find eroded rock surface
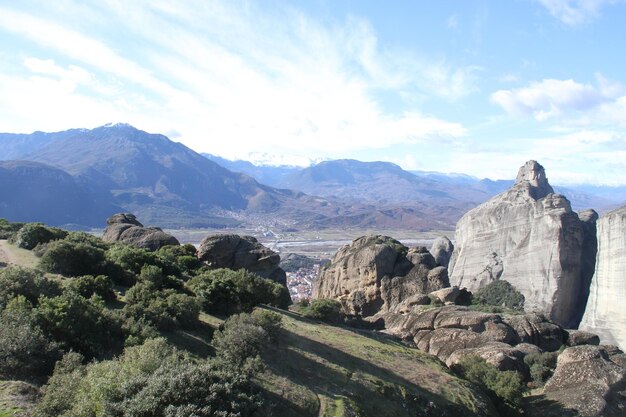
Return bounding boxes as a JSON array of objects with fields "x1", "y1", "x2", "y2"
[
  {"x1": 543, "y1": 345, "x2": 626, "y2": 417},
  {"x1": 197, "y1": 234, "x2": 287, "y2": 285},
  {"x1": 430, "y1": 236, "x2": 454, "y2": 268},
  {"x1": 102, "y1": 213, "x2": 179, "y2": 251},
  {"x1": 580, "y1": 206, "x2": 626, "y2": 349},
  {"x1": 449, "y1": 161, "x2": 597, "y2": 328},
  {"x1": 313, "y1": 236, "x2": 449, "y2": 317}
]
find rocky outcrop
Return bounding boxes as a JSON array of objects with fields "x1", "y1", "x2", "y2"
[
  {"x1": 566, "y1": 330, "x2": 600, "y2": 347},
  {"x1": 430, "y1": 236, "x2": 454, "y2": 267},
  {"x1": 102, "y1": 213, "x2": 179, "y2": 251},
  {"x1": 449, "y1": 161, "x2": 598, "y2": 328},
  {"x1": 197, "y1": 234, "x2": 287, "y2": 285},
  {"x1": 313, "y1": 236, "x2": 449, "y2": 317},
  {"x1": 543, "y1": 345, "x2": 626, "y2": 416},
  {"x1": 580, "y1": 206, "x2": 626, "y2": 349},
  {"x1": 504, "y1": 313, "x2": 565, "y2": 352}
]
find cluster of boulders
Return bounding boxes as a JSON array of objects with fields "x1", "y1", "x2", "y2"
[
  {"x1": 312, "y1": 235, "x2": 451, "y2": 317},
  {"x1": 102, "y1": 213, "x2": 288, "y2": 288},
  {"x1": 102, "y1": 213, "x2": 180, "y2": 251}
]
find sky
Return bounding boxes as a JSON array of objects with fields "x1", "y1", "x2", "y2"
[{"x1": 0, "y1": 0, "x2": 625, "y2": 184}]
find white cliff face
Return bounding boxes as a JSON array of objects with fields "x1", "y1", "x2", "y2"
[
  {"x1": 449, "y1": 161, "x2": 596, "y2": 328},
  {"x1": 580, "y1": 206, "x2": 626, "y2": 349}
]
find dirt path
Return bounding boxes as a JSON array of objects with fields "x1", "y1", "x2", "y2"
[{"x1": 0, "y1": 240, "x2": 38, "y2": 268}]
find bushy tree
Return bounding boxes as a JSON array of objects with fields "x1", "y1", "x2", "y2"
[
  {"x1": 65, "y1": 275, "x2": 115, "y2": 301},
  {"x1": 124, "y1": 266, "x2": 200, "y2": 331},
  {"x1": 39, "y1": 239, "x2": 106, "y2": 277},
  {"x1": 455, "y1": 355, "x2": 526, "y2": 411},
  {"x1": 0, "y1": 218, "x2": 25, "y2": 239},
  {"x1": 187, "y1": 268, "x2": 290, "y2": 314},
  {"x1": 36, "y1": 338, "x2": 264, "y2": 417},
  {"x1": 36, "y1": 292, "x2": 125, "y2": 358},
  {"x1": 157, "y1": 244, "x2": 201, "y2": 275},
  {"x1": 212, "y1": 310, "x2": 283, "y2": 369},
  {"x1": 105, "y1": 243, "x2": 161, "y2": 275},
  {"x1": 10, "y1": 223, "x2": 67, "y2": 249},
  {"x1": 0, "y1": 296, "x2": 60, "y2": 380},
  {"x1": 302, "y1": 298, "x2": 344, "y2": 323},
  {"x1": 473, "y1": 280, "x2": 525, "y2": 310},
  {"x1": 0, "y1": 266, "x2": 60, "y2": 308},
  {"x1": 524, "y1": 351, "x2": 559, "y2": 387}
]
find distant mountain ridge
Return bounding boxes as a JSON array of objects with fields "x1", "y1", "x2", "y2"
[
  {"x1": 1, "y1": 124, "x2": 623, "y2": 229},
  {"x1": 206, "y1": 155, "x2": 625, "y2": 213}
]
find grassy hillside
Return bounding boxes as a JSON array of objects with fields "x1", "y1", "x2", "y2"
[{"x1": 252, "y1": 307, "x2": 496, "y2": 417}]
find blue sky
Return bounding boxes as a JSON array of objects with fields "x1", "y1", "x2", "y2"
[{"x1": 0, "y1": 0, "x2": 625, "y2": 184}]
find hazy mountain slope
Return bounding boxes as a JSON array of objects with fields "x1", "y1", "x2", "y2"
[
  {"x1": 202, "y1": 153, "x2": 299, "y2": 186},
  {"x1": 276, "y1": 159, "x2": 467, "y2": 204},
  {"x1": 0, "y1": 160, "x2": 122, "y2": 226}
]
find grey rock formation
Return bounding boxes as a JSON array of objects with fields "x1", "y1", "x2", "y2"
[
  {"x1": 566, "y1": 329, "x2": 600, "y2": 347},
  {"x1": 504, "y1": 313, "x2": 565, "y2": 352},
  {"x1": 449, "y1": 160, "x2": 597, "y2": 328},
  {"x1": 313, "y1": 236, "x2": 449, "y2": 317},
  {"x1": 580, "y1": 206, "x2": 626, "y2": 349},
  {"x1": 543, "y1": 345, "x2": 626, "y2": 417},
  {"x1": 430, "y1": 236, "x2": 454, "y2": 268},
  {"x1": 446, "y1": 342, "x2": 528, "y2": 373},
  {"x1": 102, "y1": 213, "x2": 179, "y2": 251},
  {"x1": 197, "y1": 234, "x2": 287, "y2": 285}
]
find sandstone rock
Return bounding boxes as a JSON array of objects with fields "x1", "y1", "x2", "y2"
[
  {"x1": 544, "y1": 345, "x2": 626, "y2": 417},
  {"x1": 566, "y1": 329, "x2": 600, "y2": 347},
  {"x1": 429, "y1": 286, "x2": 460, "y2": 304},
  {"x1": 313, "y1": 236, "x2": 449, "y2": 317},
  {"x1": 102, "y1": 213, "x2": 179, "y2": 251},
  {"x1": 580, "y1": 206, "x2": 626, "y2": 349},
  {"x1": 515, "y1": 342, "x2": 543, "y2": 356},
  {"x1": 430, "y1": 236, "x2": 454, "y2": 267},
  {"x1": 446, "y1": 342, "x2": 527, "y2": 373},
  {"x1": 504, "y1": 313, "x2": 565, "y2": 352},
  {"x1": 197, "y1": 234, "x2": 287, "y2": 285},
  {"x1": 449, "y1": 160, "x2": 597, "y2": 328}
]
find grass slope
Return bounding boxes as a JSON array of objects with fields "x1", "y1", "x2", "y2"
[
  {"x1": 255, "y1": 307, "x2": 496, "y2": 417},
  {"x1": 0, "y1": 241, "x2": 38, "y2": 269}
]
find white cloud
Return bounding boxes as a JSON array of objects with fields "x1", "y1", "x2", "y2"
[
  {"x1": 0, "y1": 1, "x2": 473, "y2": 160},
  {"x1": 491, "y1": 76, "x2": 626, "y2": 123},
  {"x1": 536, "y1": 0, "x2": 620, "y2": 25}
]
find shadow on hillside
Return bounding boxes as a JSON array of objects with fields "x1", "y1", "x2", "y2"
[
  {"x1": 522, "y1": 395, "x2": 579, "y2": 417},
  {"x1": 262, "y1": 324, "x2": 490, "y2": 417}
]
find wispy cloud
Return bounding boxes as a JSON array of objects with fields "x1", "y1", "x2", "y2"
[
  {"x1": 535, "y1": 0, "x2": 620, "y2": 25},
  {"x1": 0, "y1": 1, "x2": 475, "y2": 161}
]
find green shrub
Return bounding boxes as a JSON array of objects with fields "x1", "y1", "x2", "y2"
[
  {"x1": 124, "y1": 274, "x2": 201, "y2": 332},
  {"x1": 524, "y1": 351, "x2": 559, "y2": 387},
  {"x1": 105, "y1": 243, "x2": 161, "y2": 275},
  {"x1": 34, "y1": 351, "x2": 87, "y2": 417},
  {"x1": 36, "y1": 292, "x2": 125, "y2": 358},
  {"x1": 157, "y1": 244, "x2": 201, "y2": 275},
  {"x1": 303, "y1": 298, "x2": 344, "y2": 323},
  {"x1": 212, "y1": 310, "x2": 282, "y2": 369},
  {"x1": 187, "y1": 268, "x2": 290, "y2": 314},
  {"x1": 455, "y1": 355, "x2": 526, "y2": 411},
  {"x1": 0, "y1": 218, "x2": 24, "y2": 239},
  {"x1": 65, "y1": 275, "x2": 115, "y2": 301},
  {"x1": 35, "y1": 338, "x2": 264, "y2": 417},
  {"x1": 0, "y1": 266, "x2": 61, "y2": 308},
  {"x1": 11, "y1": 223, "x2": 67, "y2": 249},
  {"x1": 39, "y1": 239, "x2": 106, "y2": 277},
  {"x1": 0, "y1": 296, "x2": 60, "y2": 380},
  {"x1": 473, "y1": 280, "x2": 525, "y2": 310}
]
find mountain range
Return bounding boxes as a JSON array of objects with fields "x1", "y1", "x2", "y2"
[{"x1": 1, "y1": 124, "x2": 624, "y2": 230}]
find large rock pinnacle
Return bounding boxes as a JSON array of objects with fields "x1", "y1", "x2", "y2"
[{"x1": 449, "y1": 160, "x2": 597, "y2": 328}]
